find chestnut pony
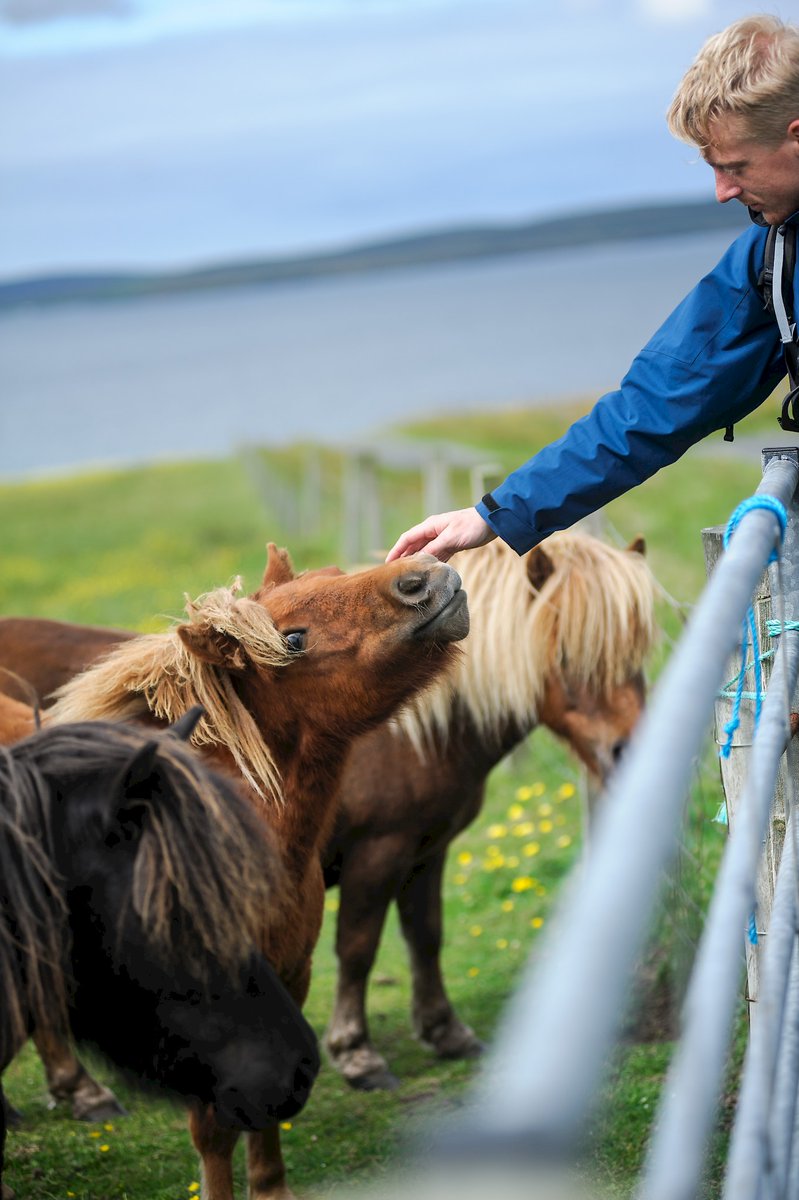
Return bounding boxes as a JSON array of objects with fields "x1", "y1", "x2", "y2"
[
  {"x1": 0, "y1": 714, "x2": 319, "y2": 1200},
  {"x1": 1, "y1": 546, "x2": 468, "y2": 1200},
  {"x1": 321, "y1": 531, "x2": 656, "y2": 1088}
]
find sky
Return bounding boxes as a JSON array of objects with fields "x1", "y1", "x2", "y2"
[{"x1": 0, "y1": 0, "x2": 790, "y2": 280}]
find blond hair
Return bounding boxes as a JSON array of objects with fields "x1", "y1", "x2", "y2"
[
  {"x1": 395, "y1": 532, "x2": 656, "y2": 759},
  {"x1": 667, "y1": 15, "x2": 799, "y2": 149}
]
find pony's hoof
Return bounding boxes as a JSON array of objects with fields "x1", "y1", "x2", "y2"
[
  {"x1": 422, "y1": 1020, "x2": 485, "y2": 1060},
  {"x1": 325, "y1": 1040, "x2": 399, "y2": 1091},
  {"x1": 74, "y1": 1097, "x2": 129, "y2": 1123},
  {"x1": 347, "y1": 1066, "x2": 400, "y2": 1092},
  {"x1": 3, "y1": 1182, "x2": 17, "y2": 1200}
]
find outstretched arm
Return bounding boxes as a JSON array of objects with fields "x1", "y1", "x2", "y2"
[{"x1": 385, "y1": 507, "x2": 496, "y2": 562}]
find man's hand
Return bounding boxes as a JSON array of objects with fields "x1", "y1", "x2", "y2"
[{"x1": 385, "y1": 507, "x2": 497, "y2": 563}]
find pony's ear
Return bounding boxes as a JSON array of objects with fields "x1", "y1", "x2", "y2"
[
  {"x1": 626, "y1": 535, "x2": 646, "y2": 556},
  {"x1": 260, "y1": 544, "x2": 296, "y2": 590},
  {"x1": 526, "y1": 545, "x2": 556, "y2": 593},
  {"x1": 177, "y1": 624, "x2": 248, "y2": 672},
  {"x1": 168, "y1": 705, "x2": 205, "y2": 741},
  {"x1": 108, "y1": 741, "x2": 160, "y2": 846}
]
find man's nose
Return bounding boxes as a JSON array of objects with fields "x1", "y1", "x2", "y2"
[{"x1": 714, "y1": 170, "x2": 742, "y2": 204}]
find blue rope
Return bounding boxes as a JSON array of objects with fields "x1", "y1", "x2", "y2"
[
  {"x1": 717, "y1": 494, "x2": 788, "y2": 945},
  {"x1": 718, "y1": 495, "x2": 788, "y2": 760}
]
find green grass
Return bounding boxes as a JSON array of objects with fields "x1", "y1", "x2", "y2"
[{"x1": 0, "y1": 397, "x2": 768, "y2": 1198}]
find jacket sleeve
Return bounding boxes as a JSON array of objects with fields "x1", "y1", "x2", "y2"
[{"x1": 476, "y1": 224, "x2": 787, "y2": 554}]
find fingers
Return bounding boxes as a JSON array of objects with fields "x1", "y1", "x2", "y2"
[
  {"x1": 385, "y1": 508, "x2": 495, "y2": 563},
  {"x1": 385, "y1": 520, "x2": 445, "y2": 562}
]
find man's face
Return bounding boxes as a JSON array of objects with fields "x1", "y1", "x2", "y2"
[{"x1": 703, "y1": 113, "x2": 799, "y2": 226}]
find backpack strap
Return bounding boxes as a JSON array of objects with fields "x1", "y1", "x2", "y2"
[{"x1": 760, "y1": 223, "x2": 799, "y2": 431}]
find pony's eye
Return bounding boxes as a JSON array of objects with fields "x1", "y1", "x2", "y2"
[{"x1": 284, "y1": 630, "x2": 307, "y2": 652}]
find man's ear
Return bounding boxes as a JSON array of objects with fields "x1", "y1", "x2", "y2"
[
  {"x1": 526, "y1": 545, "x2": 556, "y2": 592},
  {"x1": 177, "y1": 624, "x2": 247, "y2": 672}
]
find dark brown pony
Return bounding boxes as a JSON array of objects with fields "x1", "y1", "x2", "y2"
[
  {"x1": 0, "y1": 715, "x2": 319, "y2": 1200},
  {"x1": 322, "y1": 531, "x2": 656, "y2": 1088},
  {"x1": 7, "y1": 546, "x2": 468, "y2": 1200}
]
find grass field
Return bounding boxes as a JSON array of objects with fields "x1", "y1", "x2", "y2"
[{"x1": 0, "y1": 399, "x2": 777, "y2": 1198}]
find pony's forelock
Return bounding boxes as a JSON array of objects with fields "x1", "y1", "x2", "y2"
[
  {"x1": 394, "y1": 532, "x2": 656, "y2": 756},
  {"x1": 46, "y1": 583, "x2": 292, "y2": 803},
  {"x1": 0, "y1": 721, "x2": 283, "y2": 1027}
]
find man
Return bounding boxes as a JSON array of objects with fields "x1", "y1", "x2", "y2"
[{"x1": 386, "y1": 14, "x2": 799, "y2": 563}]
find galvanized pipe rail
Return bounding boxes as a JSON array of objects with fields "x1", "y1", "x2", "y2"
[{"x1": 425, "y1": 450, "x2": 799, "y2": 1194}]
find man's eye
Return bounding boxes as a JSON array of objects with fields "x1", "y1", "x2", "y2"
[{"x1": 285, "y1": 630, "x2": 307, "y2": 652}]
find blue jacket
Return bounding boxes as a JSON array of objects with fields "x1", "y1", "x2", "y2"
[{"x1": 476, "y1": 212, "x2": 799, "y2": 554}]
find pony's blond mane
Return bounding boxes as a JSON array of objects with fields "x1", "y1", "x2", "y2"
[
  {"x1": 47, "y1": 582, "x2": 294, "y2": 803},
  {"x1": 396, "y1": 531, "x2": 657, "y2": 756}
]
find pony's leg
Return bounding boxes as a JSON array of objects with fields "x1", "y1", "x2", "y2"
[
  {"x1": 324, "y1": 840, "x2": 407, "y2": 1090},
  {"x1": 188, "y1": 1104, "x2": 239, "y2": 1200},
  {"x1": 32, "y1": 1028, "x2": 126, "y2": 1122},
  {"x1": 397, "y1": 851, "x2": 484, "y2": 1059},
  {"x1": 245, "y1": 1126, "x2": 295, "y2": 1200}
]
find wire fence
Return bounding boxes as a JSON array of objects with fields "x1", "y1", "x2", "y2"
[{"x1": 345, "y1": 446, "x2": 799, "y2": 1200}]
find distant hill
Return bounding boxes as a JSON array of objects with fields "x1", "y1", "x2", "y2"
[{"x1": 0, "y1": 198, "x2": 748, "y2": 311}]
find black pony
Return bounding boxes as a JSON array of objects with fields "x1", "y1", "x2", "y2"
[{"x1": 0, "y1": 713, "x2": 319, "y2": 1198}]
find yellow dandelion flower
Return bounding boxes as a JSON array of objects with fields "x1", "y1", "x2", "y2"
[
  {"x1": 487, "y1": 823, "x2": 507, "y2": 839},
  {"x1": 496, "y1": 938, "x2": 509, "y2": 949},
  {"x1": 486, "y1": 844, "x2": 501, "y2": 858},
  {"x1": 539, "y1": 819, "x2": 553, "y2": 834},
  {"x1": 512, "y1": 821, "x2": 535, "y2": 837},
  {"x1": 506, "y1": 855, "x2": 520, "y2": 868},
  {"x1": 103, "y1": 1123, "x2": 114, "y2": 1132},
  {"x1": 558, "y1": 783, "x2": 576, "y2": 799},
  {"x1": 457, "y1": 850, "x2": 473, "y2": 866},
  {"x1": 557, "y1": 834, "x2": 572, "y2": 849},
  {"x1": 501, "y1": 899, "x2": 514, "y2": 912},
  {"x1": 89, "y1": 1131, "x2": 101, "y2": 1139},
  {"x1": 68, "y1": 1193, "x2": 76, "y2": 1198},
  {"x1": 189, "y1": 1185, "x2": 201, "y2": 1194},
  {"x1": 281, "y1": 1121, "x2": 293, "y2": 1131},
  {"x1": 531, "y1": 782, "x2": 546, "y2": 797},
  {"x1": 468, "y1": 966, "x2": 480, "y2": 977},
  {"x1": 454, "y1": 872, "x2": 467, "y2": 885},
  {"x1": 515, "y1": 786, "x2": 534, "y2": 802},
  {"x1": 507, "y1": 802, "x2": 526, "y2": 820},
  {"x1": 469, "y1": 924, "x2": 483, "y2": 937},
  {"x1": 511, "y1": 876, "x2": 535, "y2": 893},
  {"x1": 483, "y1": 855, "x2": 505, "y2": 870},
  {"x1": 99, "y1": 1144, "x2": 110, "y2": 1153},
  {"x1": 325, "y1": 896, "x2": 339, "y2": 913},
  {"x1": 523, "y1": 842, "x2": 541, "y2": 857},
  {"x1": 537, "y1": 802, "x2": 553, "y2": 817},
  {"x1": 536, "y1": 884, "x2": 548, "y2": 896},
  {"x1": 530, "y1": 916, "x2": 545, "y2": 929}
]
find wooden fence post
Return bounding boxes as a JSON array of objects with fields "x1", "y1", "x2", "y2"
[{"x1": 703, "y1": 525, "x2": 786, "y2": 1029}]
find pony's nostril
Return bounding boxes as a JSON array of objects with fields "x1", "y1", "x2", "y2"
[
  {"x1": 396, "y1": 572, "x2": 426, "y2": 597},
  {"x1": 612, "y1": 739, "x2": 628, "y2": 764}
]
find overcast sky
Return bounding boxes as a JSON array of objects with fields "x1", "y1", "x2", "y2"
[{"x1": 0, "y1": 0, "x2": 790, "y2": 279}]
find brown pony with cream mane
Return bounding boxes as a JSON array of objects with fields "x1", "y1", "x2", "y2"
[
  {"x1": 27, "y1": 545, "x2": 468, "y2": 1200},
  {"x1": 322, "y1": 530, "x2": 657, "y2": 1089}
]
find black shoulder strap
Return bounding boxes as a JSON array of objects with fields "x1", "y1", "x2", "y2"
[{"x1": 756, "y1": 222, "x2": 799, "y2": 432}]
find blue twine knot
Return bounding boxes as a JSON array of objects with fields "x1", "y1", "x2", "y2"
[
  {"x1": 718, "y1": 494, "x2": 788, "y2": 760},
  {"x1": 723, "y1": 494, "x2": 788, "y2": 562},
  {"x1": 748, "y1": 912, "x2": 759, "y2": 946}
]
